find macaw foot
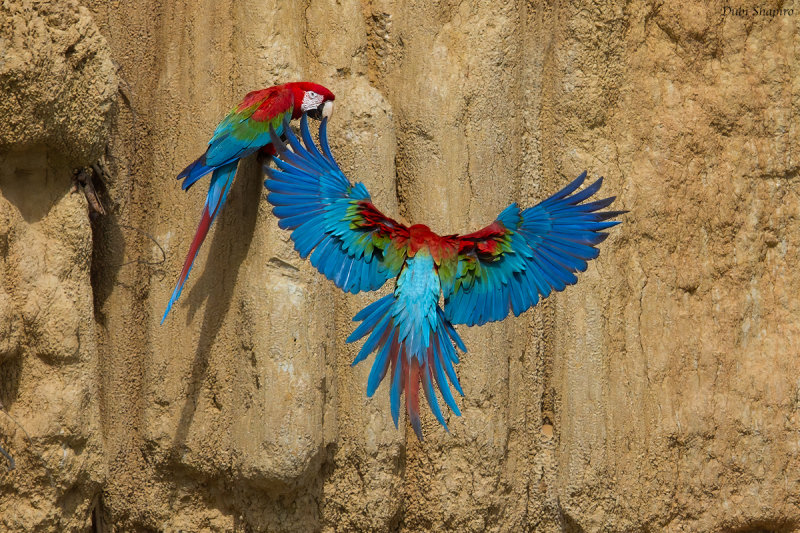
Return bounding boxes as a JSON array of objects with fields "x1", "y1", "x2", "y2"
[{"x1": 72, "y1": 160, "x2": 109, "y2": 217}]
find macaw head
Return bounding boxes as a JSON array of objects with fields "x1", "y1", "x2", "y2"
[{"x1": 290, "y1": 82, "x2": 335, "y2": 121}]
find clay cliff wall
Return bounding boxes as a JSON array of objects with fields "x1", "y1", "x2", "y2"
[{"x1": 0, "y1": 1, "x2": 798, "y2": 531}]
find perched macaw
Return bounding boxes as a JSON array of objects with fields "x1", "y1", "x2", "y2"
[
  {"x1": 263, "y1": 115, "x2": 624, "y2": 439},
  {"x1": 161, "y1": 82, "x2": 336, "y2": 323}
]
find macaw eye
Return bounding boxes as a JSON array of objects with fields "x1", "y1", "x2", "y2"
[{"x1": 301, "y1": 91, "x2": 325, "y2": 113}]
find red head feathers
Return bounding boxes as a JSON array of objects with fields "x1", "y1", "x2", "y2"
[{"x1": 287, "y1": 82, "x2": 335, "y2": 120}]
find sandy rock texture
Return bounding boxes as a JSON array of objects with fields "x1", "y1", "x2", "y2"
[
  {"x1": 0, "y1": 1, "x2": 117, "y2": 531},
  {"x1": 1, "y1": 0, "x2": 798, "y2": 531},
  {"x1": 0, "y1": 0, "x2": 117, "y2": 164}
]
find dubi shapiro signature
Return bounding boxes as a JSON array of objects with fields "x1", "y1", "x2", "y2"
[{"x1": 723, "y1": 6, "x2": 796, "y2": 17}]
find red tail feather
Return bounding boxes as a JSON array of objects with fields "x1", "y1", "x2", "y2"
[
  {"x1": 161, "y1": 205, "x2": 214, "y2": 324},
  {"x1": 406, "y1": 358, "x2": 422, "y2": 439},
  {"x1": 178, "y1": 206, "x2": 213, "y2": 290}
]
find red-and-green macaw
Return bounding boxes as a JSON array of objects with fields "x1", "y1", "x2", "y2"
[
  {"x1": 162, "y1": 82, "x2": 335, "y2": 323},
  {"x1": 263, "y1": 115, "x2": 624, "y2": 440}
]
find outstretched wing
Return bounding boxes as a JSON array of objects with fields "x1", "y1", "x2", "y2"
[
  {"x1": 263, "y1": 114, "x2": 409, "y2": 293},
  {"x1": 442, "y1": 172, "x2": 624, "y2": 326}
]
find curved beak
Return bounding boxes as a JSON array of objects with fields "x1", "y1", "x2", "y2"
[
  {"x1": 307, "y1": 101, "x2": 333, "y2": 121},
  {"x1": 321, "y1": 100, "x2": 334, "y2": 119}
]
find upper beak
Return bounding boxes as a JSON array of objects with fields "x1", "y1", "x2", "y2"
[
  {"x1": 308, "y1": 101, "x2": 333, "y2": 121},
  {"x1": 321, "y1": 100, "x2": 334, "y2": 119}
]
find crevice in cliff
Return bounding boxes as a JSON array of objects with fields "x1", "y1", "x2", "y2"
[{"x1": 90, "y1": 492, "x2": 109, "y2": 533}]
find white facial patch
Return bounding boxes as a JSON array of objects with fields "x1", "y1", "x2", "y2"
[{"x1": 301, "y1": 91, "x2": 325, "y2": 112}]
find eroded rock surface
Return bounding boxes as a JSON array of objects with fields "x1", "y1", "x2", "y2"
[
  {"x1": 0, "y1": 1, "x2": 117, "y2": 530},
  {"x1": 0, "y1": 0, "x2": 117, "y2": 164}
]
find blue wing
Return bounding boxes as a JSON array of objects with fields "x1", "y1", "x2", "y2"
[
  {"x1": 442, "y1": 172, "x2": 625, "y2": 326},
  {"x1": 263, "y1": 115, "x2": 409, "y2": 293}
]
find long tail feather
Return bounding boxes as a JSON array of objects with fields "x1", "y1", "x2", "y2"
[
  {"x1": 406, "y1": 359, "x2": 423, "y2": 439},
  {"x1": 162, "y1": 161, "x2": 238, "y2": 323},
  {"x1": 348, "y1": 292, "x2": 466, "y2": 440}
]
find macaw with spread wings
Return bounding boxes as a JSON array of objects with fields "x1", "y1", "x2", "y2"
[{"x1": 263, "y1": 115, "x2": 624, "y2": 439}]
